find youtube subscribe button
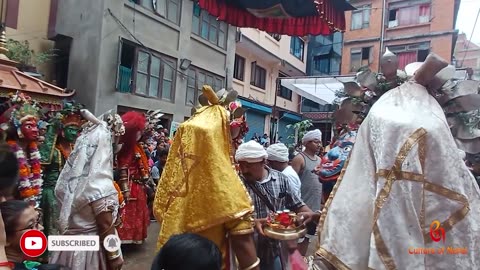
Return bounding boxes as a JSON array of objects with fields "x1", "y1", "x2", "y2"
[
  {"x1": 20, "y1": 230, "x2": 47, "y2": 257},
  {"x1": 48, "y1": 235, "x2": 100, "y2": 251}
]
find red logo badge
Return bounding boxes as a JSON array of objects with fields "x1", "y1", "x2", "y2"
[
  {"x1": 429, "y1": 220, "x2": 446, "y2": 243},
  {"x1": 20, "y1": 230, "x2": 47, "y2": 257}
]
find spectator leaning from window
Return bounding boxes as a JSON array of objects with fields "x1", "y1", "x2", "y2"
[{"x1": 151, "y1": 233, "x2": 222, "y2": 270}]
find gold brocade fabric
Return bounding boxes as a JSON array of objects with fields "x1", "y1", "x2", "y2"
[{"x1": 153, "y1": 105, "x2": 254, "y2": 257}]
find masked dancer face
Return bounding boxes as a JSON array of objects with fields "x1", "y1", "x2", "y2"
[
  {"x1": 319, "y1": 132, "x2": 356, "y2": 181},
  {"x1": 63, "y1": 126, "x2": 80, "y2": 143},
  {"x1": 20, "y1": 119, "x2": 39, "y2": 142}
]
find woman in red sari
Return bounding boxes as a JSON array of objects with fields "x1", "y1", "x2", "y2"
[{"x1": 116, "y1": 112, "x2": 150, "y2": 244}]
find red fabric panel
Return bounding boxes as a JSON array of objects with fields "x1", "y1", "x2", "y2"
[
  {"x1": 198, "y1": 0, "x2": 346, "y2": 36},
  {"x1": 5, "y1": 0, "x2": 20, "y2": 29},
  {"x1": 398, "y1": 51, "x2": 417, "y2": 70}
]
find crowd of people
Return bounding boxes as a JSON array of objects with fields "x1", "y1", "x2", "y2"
[{"x1": 0, "y1": 51, "x2": 480, "y2": 270}]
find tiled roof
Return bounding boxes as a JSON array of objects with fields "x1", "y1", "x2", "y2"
[{"x1": 0, "y1": 59, "x2": 74, "y2": 103}]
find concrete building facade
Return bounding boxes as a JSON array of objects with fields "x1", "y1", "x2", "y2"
[
  {"x1": 342, "y1": 0, "x2": 460, "y2": 74},
  {"x1": 48, "y1": 0, "x2": 237, "y2": 130},
  {"x1": 233, "y1": 29, "x2": 307, "y2": 144}
]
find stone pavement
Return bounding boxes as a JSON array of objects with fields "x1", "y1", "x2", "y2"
[{"x1": 122, "y1": 221, "x2": 160, "y2": 270}]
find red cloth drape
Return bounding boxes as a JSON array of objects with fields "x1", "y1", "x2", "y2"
[
  {"x1": 198, "y1": 0, "x2": 347, "y2": 36},
  {"x1": 398, "y1": 52, "x2": 417, "y2": 70}
]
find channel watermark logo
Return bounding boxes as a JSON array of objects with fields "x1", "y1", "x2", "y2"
[{"x1": 408, "y1": 220, "x2": 467, "y2": 255}]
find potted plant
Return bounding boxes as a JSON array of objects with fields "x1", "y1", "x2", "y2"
[
  {"x1": 5, "y1": 39, "x2": 56, "y2": 72},
  {"x1": 286, "y1": 119, "x2": 313, "y2": 157}
]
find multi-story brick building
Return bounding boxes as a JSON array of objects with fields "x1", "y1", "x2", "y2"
[
  {"x1": 342, "y1": 0, "x2": 461, "y2": 74},
  {"x1": 455, "y1": 33, "x2": 480, "y2": 80}
]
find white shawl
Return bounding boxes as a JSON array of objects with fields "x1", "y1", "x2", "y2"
[
  {"x1": 318, "y1": 82, "x2": 480, "y2": 269},
  {"x1": 55, "y1": 121, "x2": 118, "y2": 234}
]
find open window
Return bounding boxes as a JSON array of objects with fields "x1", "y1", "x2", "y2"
[
  {"x1": 389, "y1": 42, "x2": 431, "y2": 69},
  {"x1": 53, "y1": 35, "x2": 72, "y2": 88},
  {"x1": 350, "y1": 47, "x2": 373, "y2": 72},
  {"x1": 388, "y1": 1, "x2": 431, "y2": 28},
  {"x1": 116, "y1": 39, "x2": 136, "y2": 93}
]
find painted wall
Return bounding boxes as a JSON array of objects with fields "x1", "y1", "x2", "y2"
[
  {"x1": 241, "y1": 28, "x2": 307, "y2": 73},
  {"x1": 3, "y1": 0, "x2": 55, "y2": 80},
  {"x1": 54, "y1": 0, "x2": 236, "y2": 123},
  {"x1": 233, "y1": 46, "x2": 301, "y2": 113}
]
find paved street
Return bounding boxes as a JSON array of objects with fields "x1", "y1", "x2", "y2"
[
  {"x1": 121, "y1": 221, "x2": 319, "y2": 269},
  {"x1": 122, "y1": 221, "x2": 160, "y2": 270}
]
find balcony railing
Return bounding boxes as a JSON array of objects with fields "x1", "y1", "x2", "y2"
[{"x1": 117, "y1": 66, "x2": 132, "y2": 93}]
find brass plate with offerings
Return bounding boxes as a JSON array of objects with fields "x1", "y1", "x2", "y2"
[{"x1": 264, "y1": 209, "x2": 307, "y2": 241}]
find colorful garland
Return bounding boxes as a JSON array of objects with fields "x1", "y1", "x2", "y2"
[
  {"x1": 134, "y1": 143, "x2": 150, "y2": 181},
  {"x1": 7, "y1": 140, "x2": 43, "y2": 204}
]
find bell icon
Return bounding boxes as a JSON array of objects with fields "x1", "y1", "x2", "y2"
[
  {"x1": 103, "y1": 234, "x2": 121, "y2": 252},
  {"x1": 108, "y1": 238, "x2": 118, "y2": 249}
]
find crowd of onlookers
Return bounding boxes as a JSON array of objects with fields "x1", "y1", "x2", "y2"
[{"x1": 139, "y1": 128, "x2": 173, "y2": 221}]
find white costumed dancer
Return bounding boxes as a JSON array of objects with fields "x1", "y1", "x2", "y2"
[{"x1": 317, "y1": 53, "x2": 480, "y2": 269}]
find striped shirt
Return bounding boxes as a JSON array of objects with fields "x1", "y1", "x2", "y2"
[{"x1": 243, "y1": 167, "x2": 305, "y2": 219}]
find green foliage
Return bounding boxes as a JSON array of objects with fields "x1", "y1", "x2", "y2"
[
  {"x1": 5, "y1": 39, "x2": 56, "y2": 67},
  {"x1": 286, "y1": 119, "x2": 313, "y2": 147}
]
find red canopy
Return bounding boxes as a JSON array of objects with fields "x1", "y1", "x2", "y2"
[{"x1": 198, "y1": 0, "x2": 354, "y2": 36}]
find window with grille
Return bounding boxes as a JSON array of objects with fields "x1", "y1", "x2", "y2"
[
  {"x1": 278, "y1": 73, "x2": 292, "y2": 100},
  {"x1": 250, "y1": 63, "x2": 267, "y2": 89},
  {"x1": 389, "y1": 42, "x2": 430, "y2": 69},
  {"x1": 134, "y1": 50, "x2": 177, "y2": 101},
  {"x1": 351, "y1": 5, "x2": 371, "y2": 30},
  {"x1": 290, "y1": 37, "x2": 305, "y2": 61},
  {"x1": 234, "y1": 54, "x2": 245, "y2": 81},
  {"x1": 185, "y1": 67, "x2": 224, "y2": 106},
  {"x1": 350, "y1": 47, "x2": 373, "y2": 72},
  {"x1": 388, "y1": 1, "x2": 431, "y2": 28},
  {"x1": 191, "y1": 3, "x2": 228, "y2": 49},
  {"x1": 136, "y1": 0, "x2": 181, "y2": 25}
]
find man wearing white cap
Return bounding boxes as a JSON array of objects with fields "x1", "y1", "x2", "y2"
[
  {"x1": 266, "y1": 143, "x2": 301, "y2": 197},
  {"x1": 236, "y1": 140, "x2": 316, "y2": 270},
  {"x1": 291, "y1": 129, "x2": 323, "y2": 256}
]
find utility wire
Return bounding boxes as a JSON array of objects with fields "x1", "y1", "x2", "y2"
[
  {"x1": 107, "y1": 8, "x2": 219, "y2": 89},
  {"x1": 460, "y1": 8, "x2": 480, "y2": 67}
]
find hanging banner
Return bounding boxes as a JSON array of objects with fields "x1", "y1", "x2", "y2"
[{"x1": 197, "y1": 0, "x2": 355, "y2": 36}]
